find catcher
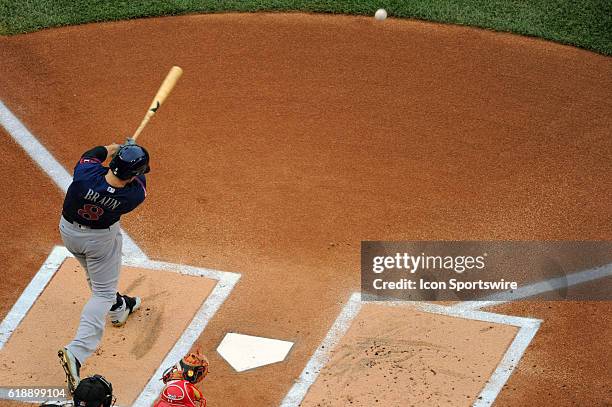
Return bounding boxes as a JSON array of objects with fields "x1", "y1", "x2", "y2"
[{"x1": 154, "y1": 351, "x2": 209, "y2": 407}]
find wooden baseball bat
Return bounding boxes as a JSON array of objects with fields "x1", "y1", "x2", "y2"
[{"x1": 132, "y1": 66, "x2": 183, "y2": 141}]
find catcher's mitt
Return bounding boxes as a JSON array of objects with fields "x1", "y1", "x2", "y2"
[
  {"x1": 180, "y1": 351, "x2": 210, "y2": 384},
  {"x1": 162, "y1": 351, "x2": 209, "y2": 384}
]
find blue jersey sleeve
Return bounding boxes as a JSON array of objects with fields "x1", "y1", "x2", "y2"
[
  {"x1": 136, "y1": 175, "x2": 147, "y2": 189},
  {"x1": 82, "y1": 146, "x2": 108, "y2": 161},
  {"x1": 128, "y1": 175, "x2": 147, "y2": 210},
  {"x1": 63, "y1": 147, "x2": 147, "y2": 228},
  {"x1": 73, "y1": 146, "x2": 108, "y2": 181},
  {"x1": 73, "y1": 157, "x2": 107, "y2": 182}
]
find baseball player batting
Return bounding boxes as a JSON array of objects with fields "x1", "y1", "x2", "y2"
[
  {"x1": 57, "y1": 141, "x2": 149, "y2": 393},
  {"x1": 57, "y1": 66, "x2": 182, "y2": 394}
]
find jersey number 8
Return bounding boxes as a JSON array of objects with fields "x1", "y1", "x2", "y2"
[{"x1": 78, "y1": 204, "x2": 104, "y2": 221}]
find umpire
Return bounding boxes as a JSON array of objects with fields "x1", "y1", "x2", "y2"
[
  {"x1": 72, "y1": 375, "x2": 115, "y2": 407},
  {"x1": 40, "y1": 374, "x2": 114, "y2": 407}
]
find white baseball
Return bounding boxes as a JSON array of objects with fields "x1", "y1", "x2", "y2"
[{"x1": 375, "y1": 9, "x2": 387, "y2": 21}]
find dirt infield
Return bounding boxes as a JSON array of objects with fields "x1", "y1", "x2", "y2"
[
  {"x1": 0, "y1": 128, "x2": 63, "y2": 318},
  {"x1": 487, "y1": 300, "x2": 612, "y2": 406},
  {"x1": 0, "y1": 12, "x2": 611, "y2": 406},
  {"x1": 0, "y1": 258, "x2": 217, "y2": 405},
  {"x1": 301, "y1": 304, "x2": 518, "y2": 406}
]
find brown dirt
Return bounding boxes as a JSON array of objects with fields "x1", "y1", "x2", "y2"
[
  {"x1": 487, "y1": 299, "x2": 612, "y2": 407},
  {"x1": 0, "y1": 12, "x2": 611, "y2": 406},
  {"x1": 0, "y1": 258, "x2": 216, "y2": 405},
  {"x1": 301, "y1": 304, "x2": 517, "y2": 406},
  {"x1": 0, "y1": 128, "x2": 64, "y2": 318}
]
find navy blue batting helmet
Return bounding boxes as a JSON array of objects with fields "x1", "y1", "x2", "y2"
[{"x1": 109, "y1": 145, "x2": 150, "y2": 180}]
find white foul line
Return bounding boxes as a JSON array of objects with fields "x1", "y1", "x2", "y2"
[
  {"x1": 0, "y1": 101, "x2": 73, "y2": 192},
  {"x1": 452, "y1": 262, "x2": 612, "y2": 311},
  {"x1": 2, "y1": 98, "x2": 607, "y2": 406},
  {"x1": 0, "y1": 99, "x2": 145, "y2": 260},
  {"x1": 0, "y1": 100, "x2": 241, "y2": 406},
  {"x1": 283, "y1": 261, "x2": 611, "y2": 406}
]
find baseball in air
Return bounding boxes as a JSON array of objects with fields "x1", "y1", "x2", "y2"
[{"x1": 375, "y1": 9, "x2": 387, "y2": 21}]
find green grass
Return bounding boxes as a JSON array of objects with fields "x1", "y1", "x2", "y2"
[{"x1": 0, "y1": 0, "x2": 610, "y2": 55}]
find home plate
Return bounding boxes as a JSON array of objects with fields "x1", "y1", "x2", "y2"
[{"x1": 217, "y1": 333, "x2": 294, "y2": 372}]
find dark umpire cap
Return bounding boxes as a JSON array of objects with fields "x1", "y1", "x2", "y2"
[{"x1": 73, "y1": 375, "x2": 113, "y2": 407}]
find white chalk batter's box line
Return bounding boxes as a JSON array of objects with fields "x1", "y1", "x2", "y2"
[
  {"x1": 2, "y1": 94, "x2": 611, "y2": 406},
  {"x1": 280, "y1": 291, "x2": 542, "y2": 407},
  {"x1": 282, "y1": 259, "x2": 612, "y2": 407},
  {"x1": 0, "y1": 99, "x2": 243, "y2": 406},
  {"x1": 0, "y1": 245, "x2": 241, "y2": 406}
]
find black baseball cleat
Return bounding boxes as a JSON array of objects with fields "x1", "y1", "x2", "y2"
[
  {"x1": 109, "y1": 293, "x2": 141, "y2": 327},
  {"x1": 58, "y1": 347, "x2": 80, "y2": 395}
]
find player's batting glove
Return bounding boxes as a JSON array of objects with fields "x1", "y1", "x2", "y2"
[
  {"x1": 125, "y1": 137, "x2": 136, "y2": 145},
  {"x1": 110, "y1": 142, "x2": 123, "y2": 159}
]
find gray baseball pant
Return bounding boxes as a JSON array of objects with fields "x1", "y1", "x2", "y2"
[{"x1": 59, "y1": 216, "x2": 126, "y2": 364}]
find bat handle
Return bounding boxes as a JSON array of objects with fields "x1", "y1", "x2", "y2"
[{"x1": 132, "y1": 111, "x2": 154, "y2": 140}]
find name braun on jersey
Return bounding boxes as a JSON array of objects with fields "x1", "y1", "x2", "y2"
[{"x1": 84, "y1": 188, "x2": 121, "y2": 210}]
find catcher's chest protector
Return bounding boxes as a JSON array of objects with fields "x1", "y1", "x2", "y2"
[{"x1": 154, "y1": 379, "x2": 207, "y2": 407}]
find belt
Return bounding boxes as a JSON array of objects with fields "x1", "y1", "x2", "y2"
[{"x1": 62, "y1": 214, "x2": 112, "y2": 230}]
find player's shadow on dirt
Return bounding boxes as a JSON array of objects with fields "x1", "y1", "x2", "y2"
[
  {"x1": 131, "y1": 306, "x2": 164, "y2": 359},
  {"x1": 123, "y1": 274, "x2": 146, "y2": 293}
]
